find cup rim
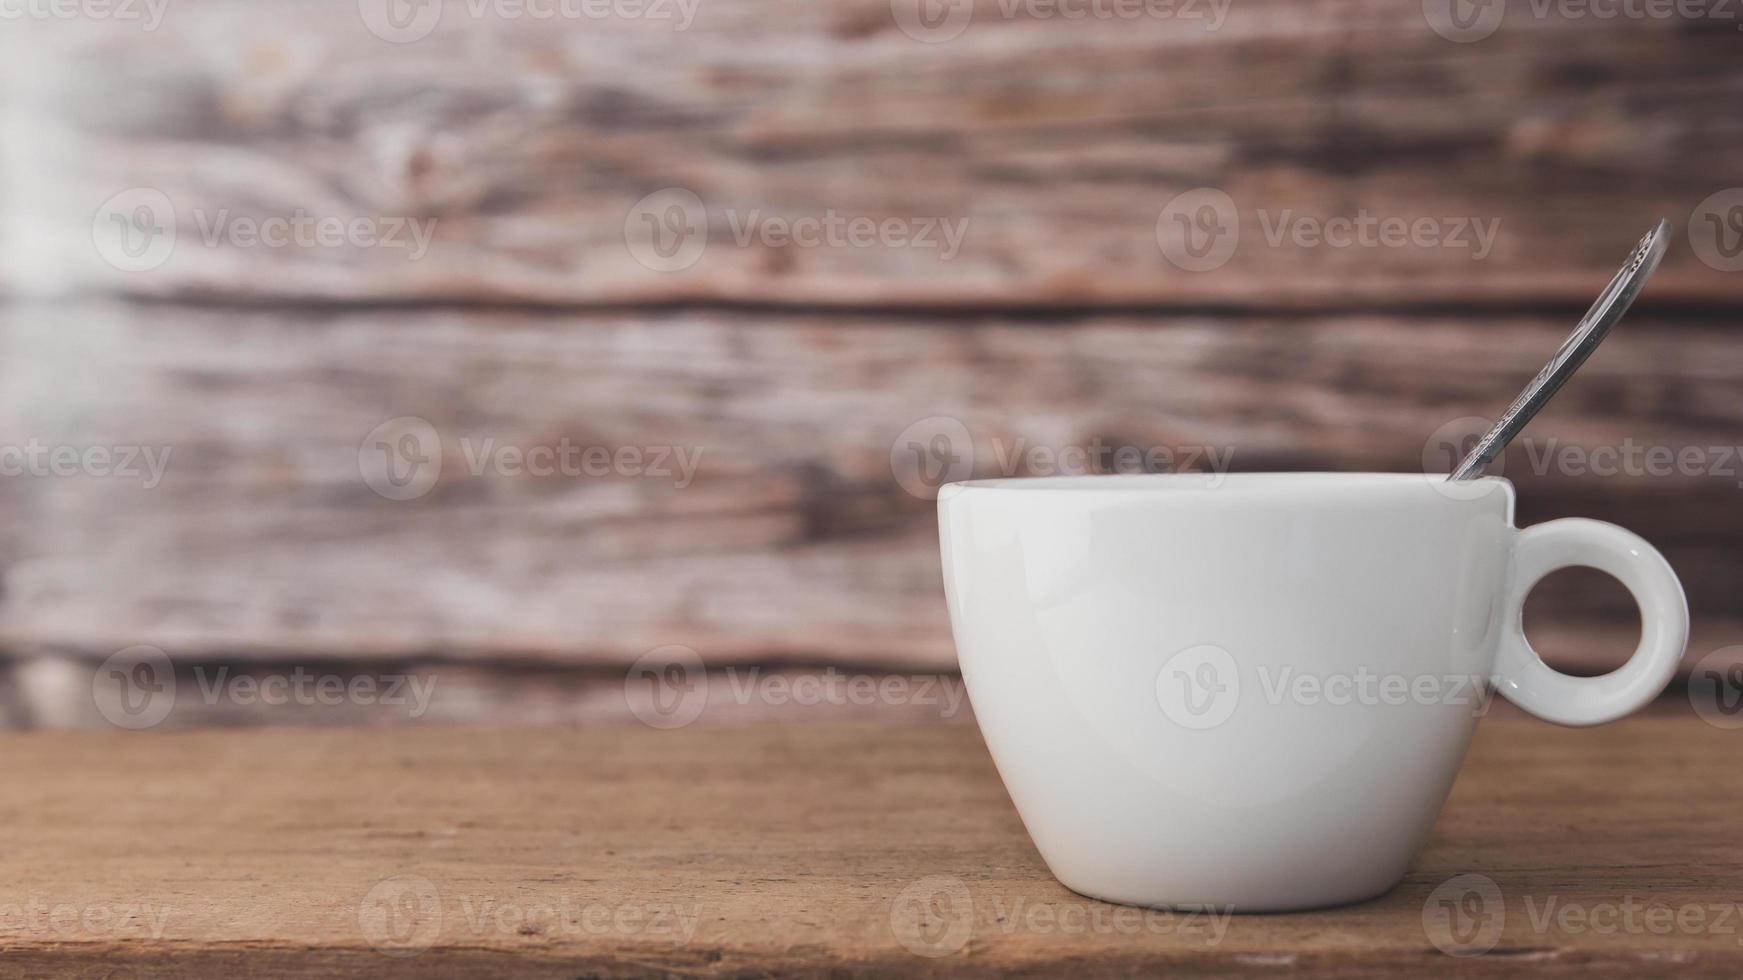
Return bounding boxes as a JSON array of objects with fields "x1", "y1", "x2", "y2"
[{"x1": 941, "y1": 472, "x2": 1515, "y2": 497}]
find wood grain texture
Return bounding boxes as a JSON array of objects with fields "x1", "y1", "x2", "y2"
[
  {"x1": 6, "y1": 0, "x2": 1743, "y2": 307},
  {"x1": 0, "y1": 714, "x2": 1739, "y2": 976},
  {"x1": 3, "y1": 299, "x2": 1741, "y2": 673}
]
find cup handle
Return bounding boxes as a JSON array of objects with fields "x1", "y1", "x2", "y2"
[{"x1": 1493, "y1": 518, "x2": 1688, "y2": 726}]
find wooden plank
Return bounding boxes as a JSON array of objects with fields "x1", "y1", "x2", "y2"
[
  {"x1": 2, "y1": 300, "x2": 1740, "y2": 673},
  {"x1": 6, "y1": 1, "x2": 1742, "y2": 307},
  {"x1": 0, "y1": 714, "x2": 1739, "y2": 975}
]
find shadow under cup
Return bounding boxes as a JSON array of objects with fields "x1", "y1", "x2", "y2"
[{"x1": 937, "y1": 473, "x2": 1685, "y2": 912}]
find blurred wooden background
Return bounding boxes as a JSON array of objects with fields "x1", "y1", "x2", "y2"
[{"x1": 0, "y1": 0, "x2": 1740, "y2": 726}]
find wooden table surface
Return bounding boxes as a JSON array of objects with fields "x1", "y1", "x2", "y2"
[{"x1": 2, "y1": 712, "x2": 1740, "y2": 977}]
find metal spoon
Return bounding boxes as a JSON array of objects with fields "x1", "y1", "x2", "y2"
[{"x1": 1448, "y1": 218, "x2": 1671, "y2": 481}]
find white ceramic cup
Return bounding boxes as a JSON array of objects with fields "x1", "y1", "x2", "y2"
[{"x1": 938, "y1": 473, "x2": 1687, "y2": 912}]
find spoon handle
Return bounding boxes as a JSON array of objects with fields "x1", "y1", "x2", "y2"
[{"x1": 1448, "y1": 218, "x2": 1671, "y2": 482}]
